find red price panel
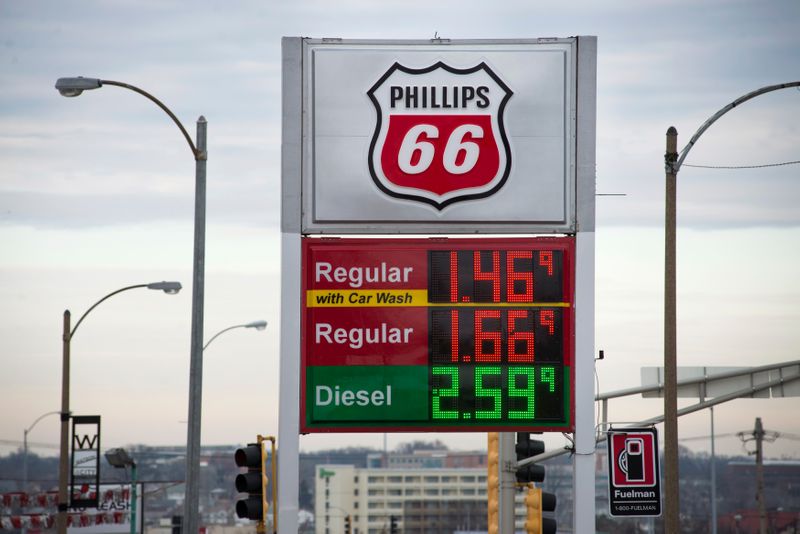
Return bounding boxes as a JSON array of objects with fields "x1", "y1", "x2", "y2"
[
  {"x1": 428, "y1": 249, "x2": 564, "y2": 304},
  {"x1": 301, "y1": 237, "x2": 574, "y2": 432},
  {"x1": 426, "y1": 245, "x2": 570, "y2": 427}
]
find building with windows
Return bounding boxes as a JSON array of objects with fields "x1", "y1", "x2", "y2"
[{"x1": 315, "y1": 464, "x2": 490, "y2": 534}]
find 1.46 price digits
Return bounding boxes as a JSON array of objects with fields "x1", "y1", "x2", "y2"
[{"x1": 428, "y1": 249, "x2": 564, "y2": 303}]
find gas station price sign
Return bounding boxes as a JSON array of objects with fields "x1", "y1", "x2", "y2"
[{"x1": 301, "y1": 237, "x2": 574, "y2": 432}]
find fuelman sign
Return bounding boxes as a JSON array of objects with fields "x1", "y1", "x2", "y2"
[{"x1": 295, "y1": 38, "x2": 583, "y2": 234}]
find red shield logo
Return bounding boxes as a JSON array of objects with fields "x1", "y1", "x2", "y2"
[{"x1": 368, "y1": 62, "x2": 513, "y2": 210}]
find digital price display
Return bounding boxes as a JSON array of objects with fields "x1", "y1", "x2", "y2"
[{"x1": 301, "y1": 238, "x2": 574, "y2": 433}]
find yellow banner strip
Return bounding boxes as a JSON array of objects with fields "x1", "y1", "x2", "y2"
[{"x1": 306, "y1": 289, "x2": 570, "y2": 308}]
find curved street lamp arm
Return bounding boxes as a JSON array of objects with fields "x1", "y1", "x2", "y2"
[
  {"x1": 99, "y1": 80, "x2": 204, "y2": 161},
  {"x1": 69, "y1": 284, "x2": 148, "y2": 340},
  {"x1": 203, "y1": 324, "x2": 247, "y2": 351},
  {"x1": 669, "y1": 81, "x2": 800, "y2": 174},
  {"x1": 25, "y1": 411, "x2": 61, "y2": 434},
  {"x1": 203, "y1": 321, "x2": 267, "y2": 351}
]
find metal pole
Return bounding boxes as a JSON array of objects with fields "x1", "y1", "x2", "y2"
[
  {"x1": 22, "y1": 429, "x2": 28, "y2": 534},
  {"x1": 664, "y1": 126, "x2": 680, "y2": 534},
  {"x1": 184, "y1": 116, "x2": 207, "y2": 534},
  {"x1": 711, "y1": 406, "x2": 717, "y2": 534},
  {"x1": 499, "y1": 432, "x2": 516, "y2": 533},
  {"x1": 57, "y1": 310, "x2": 71, "y2": 534},
  {"x1": 277, "y1": 233, "x2": 301, "y2": 534},
  {"x1": 573, "y1": 231, "x2": 597, "y2": 532},
  {"x1": 23, "y1": 429, "x2": 28, "y2": 492},
  {"x1": 130, "y1": 463, "x2": 138, "y2": 534}
]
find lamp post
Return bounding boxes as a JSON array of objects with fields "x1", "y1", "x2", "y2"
[
  {"x1": 203, "y1": 321, "x2": 267, "y2": 351},
  {"x1": 105, "y1": 448, "x2": 138, "y2": 534},
  {"x1": 23, "y1": 411, "x2": 60, "y2": 493},
  {"x1": 56, "y1": 281, "x2": 181, "y2": 534},
  {"x1": 663, "y1": 80, "x2": 800, "y2": 534},
  {"x1": 55, "y1": 76, "x2": 207, "y2": 534}
]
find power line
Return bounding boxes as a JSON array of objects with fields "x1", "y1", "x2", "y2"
[
  {"x1": 0, "y1": 439, "x2": 59, "y2": 449},
  {"x1": 683, "y1": 159, "x2": 800, "y2": 170},
  {"x1": 679, "y1": 433, "x2": 739, "y2": 442}
]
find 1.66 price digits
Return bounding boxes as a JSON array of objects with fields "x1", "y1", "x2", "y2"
[{"x1": 429, "y1": 308, "x2": 563, "y2": 365}]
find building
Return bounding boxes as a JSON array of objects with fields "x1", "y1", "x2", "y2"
[
  {"x1": 366, "y1": 450, "x2": 488, "y2": 470},
  {"x1": 314, "y1": 450, "x2": 556, "y2": 534},
  {"x1": 314, "y1": 458, "x2": 547, "y2": 534}
]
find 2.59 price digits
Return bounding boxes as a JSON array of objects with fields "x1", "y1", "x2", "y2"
[
  {"x1": 429, "y1": 249, "x2": 563, "y2": 303},
  {"x1": 431, "y1": 365, "x2": 559, "y2": 421}
]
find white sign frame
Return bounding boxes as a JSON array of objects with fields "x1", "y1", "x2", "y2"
[
  {"x1": 283, "y1": 37, "x2": 593, "y2": 235},
  {"x1": 280, "y1": 36, "x2": 597, "y2": 533}
]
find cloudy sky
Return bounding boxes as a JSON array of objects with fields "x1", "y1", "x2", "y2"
[{"x1": 1, "y1": 0, "x2": 799, "y2": 461}]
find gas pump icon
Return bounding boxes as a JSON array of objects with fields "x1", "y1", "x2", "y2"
[{"x1": 618, "y1": 437, "x2": 645, "y2": 482}]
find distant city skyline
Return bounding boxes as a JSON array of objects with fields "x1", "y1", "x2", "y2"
[{"x1": 1, "y1": 0, "x2": 799, "y2": 460}]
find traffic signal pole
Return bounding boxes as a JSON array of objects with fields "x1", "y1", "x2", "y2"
[{"x1": 499, "y1": 432, "x2": 516, "y2": 533}]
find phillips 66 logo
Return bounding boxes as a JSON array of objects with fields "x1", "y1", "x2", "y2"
[{"x1": 367, "y1": 62, "x2": 513, "y2": 210}]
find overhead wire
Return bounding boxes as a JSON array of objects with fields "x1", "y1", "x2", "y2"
[{"x1": 683, "y1": 160, "x2": 800, "y2": 169}]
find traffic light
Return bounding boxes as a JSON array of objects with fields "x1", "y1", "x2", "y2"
[
  {"x1": 486, "y1": 432, "x2": 499, "y2": 534},
  {"x1": 389, "y1": 515, "x2": 398, "y2": 534},
  {"x1": 515, "y1": 432, "x2": 545, "y2": 483},
  {"x1": 344, "y1": 515, "x2": 352, "y2": 534},
  {"x1": 524, "y1": 486, "x2": 557, "y2": 534},
  {"x1": 234, "y1": 442, "x2": 267, "y2": 525}
]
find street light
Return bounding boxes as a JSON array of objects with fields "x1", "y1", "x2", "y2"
[
  {"x1": 55, "y1": 75, "x2": 207, "y2": 534},
  {"x1": 105, "y1": 448, "x2": 138, "y2": 534},
  {"x1": 57, "y1": 282, "x2": 181, "y2": 534},
  {"x1": 23, "y1": 411, "x2": 60, "y2": 491},
  {"x1": 663, "y1": 80, "x2": 800, "y2": 534},
  {"x1": 203, "y1": 321, "x2": 267, "y2": 351}
]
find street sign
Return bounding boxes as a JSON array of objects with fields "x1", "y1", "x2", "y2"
[
  {"x1": 607, "y1": 427, "x2": 662, "y2": 517},
  {"x1": 301, "y1": 237, "x2": 575, "y2": 432},
  {"x1": 70, "y1": 415, "x2": 101, "y2": 509}
]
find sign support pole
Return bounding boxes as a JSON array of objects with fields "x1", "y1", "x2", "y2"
[
  {"x1": 573, "y1": 35, "x2": 597, "y2": 533},
  {"x1": 278, "y1": 234, "x2": 300, "y2": 534},
  {"x1": 573, "y1": 231, "x2": 596, "y2": 532},
  {"x1": 278, "y1": 36, "x2": 303, "y2": 534}
]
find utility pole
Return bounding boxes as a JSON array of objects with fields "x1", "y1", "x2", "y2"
[
  {"x1": 754, "y1": 418, "x2": 766, "y2": 534},
  {"x1": 663, "y1": 127, "x2": 679, "y2": 534},
  {"x1": 662, "y1": 80, "x2": 800, "y2": 534},
  {"x1": 737, "y1": 417, "x2": 778, "y2": 534}
]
